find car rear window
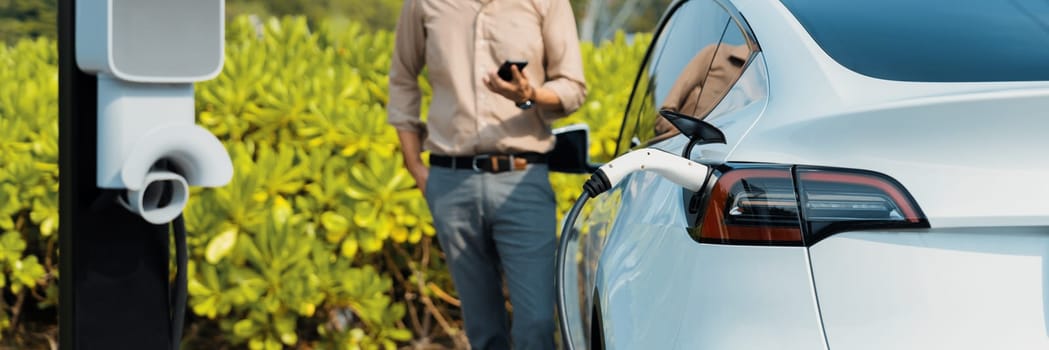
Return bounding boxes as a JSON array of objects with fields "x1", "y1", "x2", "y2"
[{"x1": 779, "y1": 0, "x2": 1049, "y2": 82}]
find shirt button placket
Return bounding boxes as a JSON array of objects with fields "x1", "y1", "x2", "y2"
[{"x1": 474, "y1": 5, "x2": 489, "y2": 152}]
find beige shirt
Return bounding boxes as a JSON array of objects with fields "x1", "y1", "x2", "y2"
[{"x1": 387, "y1": 0, "x2": 587, "y2": 156}]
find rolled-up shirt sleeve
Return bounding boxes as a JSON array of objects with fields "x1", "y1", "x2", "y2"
[
  {"x1": 539, "y1": 0, "x2": 588, "y2": 121},
  {"x1": 387, "y1": 0, "x2": 427, "y2": 133}
]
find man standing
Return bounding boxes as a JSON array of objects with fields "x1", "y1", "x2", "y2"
[{"x1": 387, "y1": 0, "x2": 586, "y2": 348}]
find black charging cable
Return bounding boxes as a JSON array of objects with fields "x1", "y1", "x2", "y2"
[
  {"x1": 171, "y1": 215, "x2": 188, "y2": 350},
  {"x1": 556, "y1": 193, "x2": 588, "y2": 350},
  {"x1": 556, "y1": 170, "x2": 612, "y2": 350}
]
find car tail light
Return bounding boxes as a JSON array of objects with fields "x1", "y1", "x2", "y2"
[
  {"x1": 795, "y1": 168, "x2": 928, "y2": 244},
  {"x1": 698, "y1": 168, "x2": 804, "y2": 245},
  {"x1": 694, "y1": 165, "x2": 928, "y2": 246}
]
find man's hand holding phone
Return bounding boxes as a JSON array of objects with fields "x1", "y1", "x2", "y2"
[
  {"x1": 485, "y1": 60, "x2": 535, "y2": 109},
  {"x1": 497, "y1": 60, "x2": 528, "y2": 82}
]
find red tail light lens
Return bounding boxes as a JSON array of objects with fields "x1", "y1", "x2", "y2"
[
  {"x1": 698, "y1": 168, "x2": 804, "y2": 246},
  {"x1": 693, "y1": 165, "x2": 928, "y2": 246}
]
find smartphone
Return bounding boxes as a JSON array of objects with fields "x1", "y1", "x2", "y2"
[{"x1": 497, "y1": 60, "x2": 528, "y2": 82}]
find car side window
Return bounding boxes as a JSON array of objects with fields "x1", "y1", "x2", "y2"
[
  {"x1": 701, "y1": 18, "x2": 763, "y2": 123},
  {"x1": 616, "y1": 0, "x2": 758, "y2": 154},
  {"x1": 614, "y1": 10, "x2": 676, "y2": 157}
]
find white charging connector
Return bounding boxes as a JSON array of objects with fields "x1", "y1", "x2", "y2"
[
  {"x1": 583, "y1": 148, "x2": 709, "y2": 197},
  {"x1": 558, "y1": 147, "x2": 710, "y2": 349}
]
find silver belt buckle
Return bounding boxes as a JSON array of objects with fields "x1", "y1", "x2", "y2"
[{"x1": 471, "y1": 154, "x2": 490, "y2": 172}]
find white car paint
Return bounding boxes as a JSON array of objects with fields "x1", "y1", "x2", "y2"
[
  {"x1": 568, "y1": 0, "x2": 1049, "y2": 349},
  {"x1": 590, "y1": 155, "x2": 827, "y2": 350},
  {"x1": 726, "y1": 3, "x2": 1049, "y2": 347},
  {"x1": 810, "y1": 229, "x2": 1049, "y2": 350}
]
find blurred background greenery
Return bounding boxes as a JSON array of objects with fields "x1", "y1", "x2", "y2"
[
  {"x1": 0, "y1": 0, "x2": 668, "y2": 348},
  {"x1": 0, "y1": 0, "x2": 57, "y2": 44},
  {"x1": 0, "y1": 0, "x2": 671, "y2": 44}
]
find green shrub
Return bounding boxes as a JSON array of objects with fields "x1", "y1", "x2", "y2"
[
  {"x1": 551, "y1": 31, "x2": 650, "y2": 223},
  {"x1": 0, "y1": 37, "x2": 58, "y2": 343},
  {"x1": 0, "y1": 16, "x2": 649, "y2": 349}
]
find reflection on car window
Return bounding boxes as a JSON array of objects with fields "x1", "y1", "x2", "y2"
[
  {"x1": 647, "y1": 7, "x2": 755, "y2": 145},
  {"x1": 624, "y1": 0, "x2": 732, "y2": 150},
  {"x1": 657, "y1": 43, "x2": 749, "y2": 128},
  {"x1": 704, "y1": 52, "x2": 768, "y2": 125},
  {"x1": 694, "y1": 19, "x2": 760, "y2": 122},
  {"x1": 615, "y1": 11, "x2": 676, "y2": 157}
]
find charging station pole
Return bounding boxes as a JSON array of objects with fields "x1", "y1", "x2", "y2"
[{"x1": 59, "y1": 0, "x2": 173, "y2": 348}]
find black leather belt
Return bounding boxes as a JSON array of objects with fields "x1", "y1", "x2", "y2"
[{"x1": 430, "y1": 153, "x2": 547, "y2": 173}]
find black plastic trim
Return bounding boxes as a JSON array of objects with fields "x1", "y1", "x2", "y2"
[
  {"x1": 695, "y1": 237, "x2": 806, "y2": 247},
  {"x1": 584, "y1": 170, "x2": 612, "y2": 198},
  {"x1": 793, "y1": 165, "x2": 931, "y2": 246},
  {"x1": 589, "y1": 289, "x2": 606, "y2": 350}
]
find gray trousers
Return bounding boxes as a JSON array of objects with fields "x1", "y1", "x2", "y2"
[{"x1": 424, "y1": 164, "x2": 557, "y2": 350}]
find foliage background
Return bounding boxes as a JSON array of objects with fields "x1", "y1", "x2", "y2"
[
  {"x1": 0, "y1": 11, "x2": 651, "y2": 349},
  {"x1": 0, "y1": 0, "x2": 56, "y2": 45},
  {"x1": 0, "y1": 0, "x2": 672, "y2": 44}
]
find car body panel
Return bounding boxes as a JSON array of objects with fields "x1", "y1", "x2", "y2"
[
  {"x1": 578, "y1": 137, "x2": 827, "y2": 349},
  {"x1": 810, "y1": 229, "x2": 1049, "y2": 349},
  {"x1": 572, "y1": 47, "x2": 825, "y2": 348},
  {"x1": 730, "y1": 89, "x2": 1049, "y2": 227},
  {"x1": 565, "y1": 0, "x2": 1049, "y2": 349},
  {"x1": 727, "y1": 1, "x2": 1049, "y2": 348}
]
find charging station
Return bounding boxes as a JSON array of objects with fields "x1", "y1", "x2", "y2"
[{"x1": 59, "y1": 0, "x2": 230, "y2": 348}]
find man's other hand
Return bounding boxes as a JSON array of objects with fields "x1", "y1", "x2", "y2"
[{"x1": 407, "y1": 162, "x2": 429, "y2": 194}]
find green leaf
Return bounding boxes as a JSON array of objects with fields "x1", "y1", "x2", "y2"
[
  {"x1": 321, "y1": 211, "x2": 349, "y2": 235},
  {"x1": 272, "y1": 196, "x2": 292, "y2": 224},
  {"x1": 12, "y1": 255, "x2": 45, "y2": 289},
  {"x1": 387, "y1": 329, "x2": 412, "y2": 341},
  {"x1": 233, "y1": 318, "x2": 258, "y2": 338},
  {"x1": 340, "y1": 238, "x2": 358, "y2": 258},
  {"x1": 0, "y1": 231, "x2": 27, "y2": 264},
  {"x1": 264, "y1": 338, "x2": 282, "y2": 350},
  {"x1": 187, "y1": 278, "x2": 211, "y2": 296},
  {"x1": 274, "y1": 314, "x2": 298, "y2": 345},
  {"x1": 205, "y1": 227, "x2": 239, "y2": 264}
]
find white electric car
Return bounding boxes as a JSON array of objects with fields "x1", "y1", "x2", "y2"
[{"x1": 558, "y1": 0, "x2": 1049, "y2": 349}]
